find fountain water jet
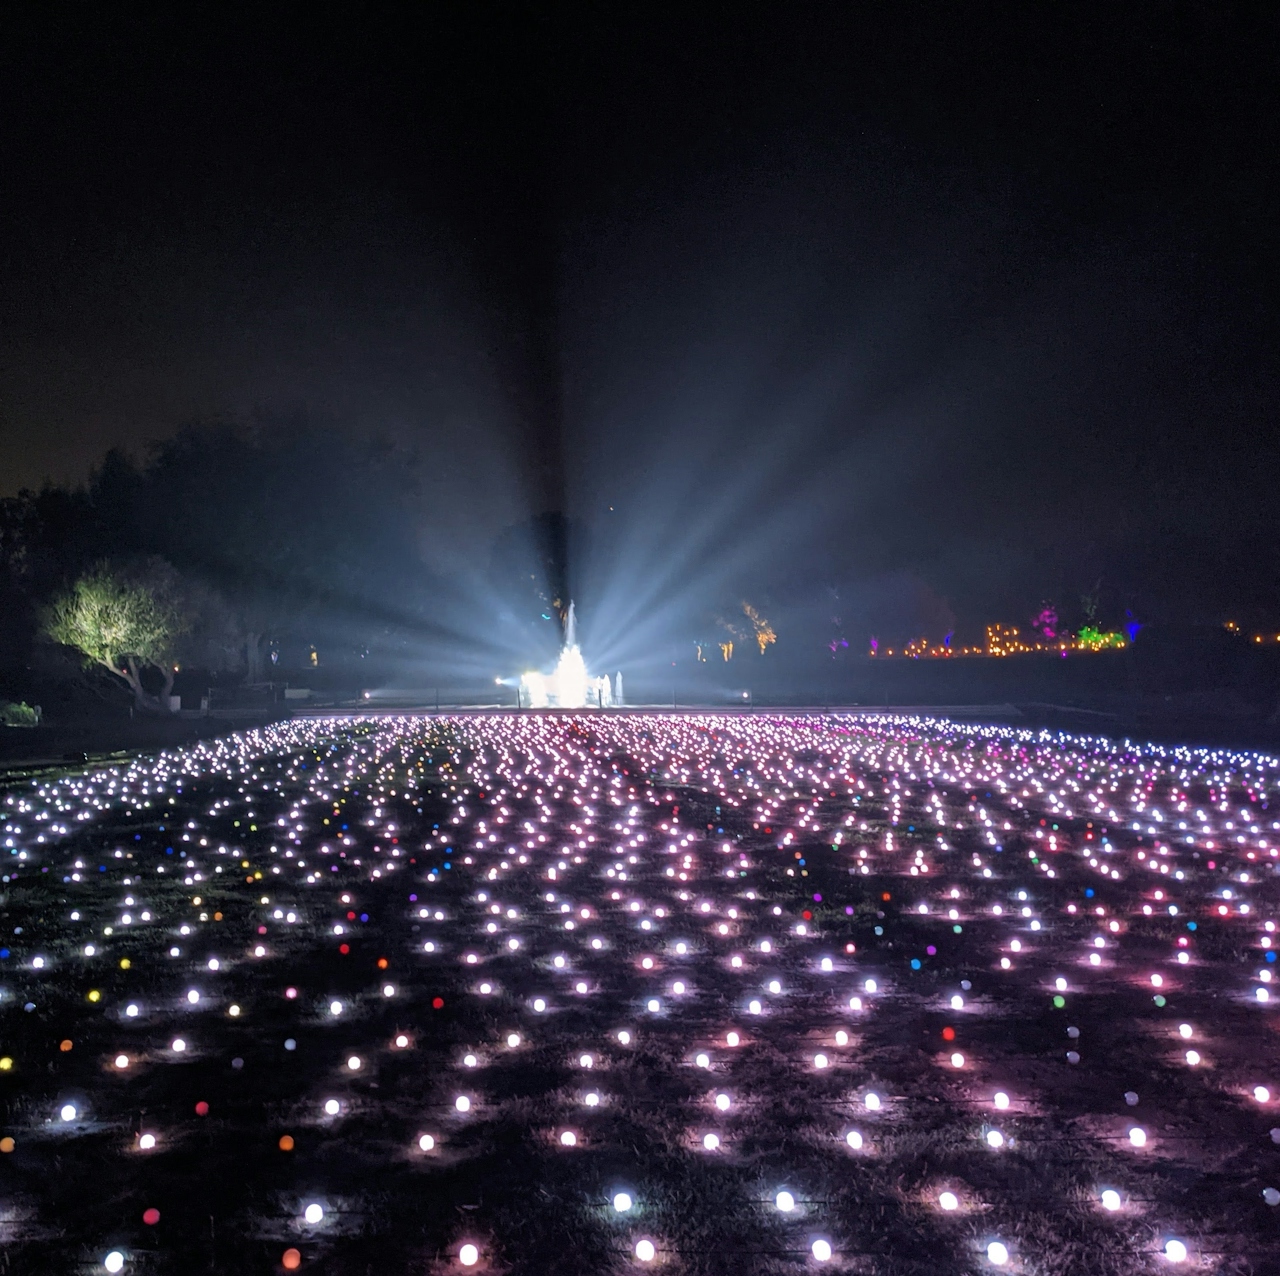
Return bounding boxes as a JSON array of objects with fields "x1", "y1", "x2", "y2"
[{"x1": 520, "y1": 604, "x2": 618, "y2": 708}]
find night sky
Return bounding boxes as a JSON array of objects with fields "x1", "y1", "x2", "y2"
[{"x1": 1, "y1": 4, "x2": 1278, "y2": 633}]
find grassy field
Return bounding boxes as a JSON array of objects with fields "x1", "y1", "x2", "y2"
[{"x1": 0, "y1": 711, "x2": 1276, "y2": 1274}]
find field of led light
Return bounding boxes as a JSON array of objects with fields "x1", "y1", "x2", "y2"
[{"x1": 3, "y1": 713, "x2": 1280, "y2": 1275}]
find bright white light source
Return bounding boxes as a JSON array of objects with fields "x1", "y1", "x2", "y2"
[
  {"x1": 1258, "y1": 1086, "x2": 1273, "y2": 1103},
  {"x1": 60, "y1": 1103, "x2": 77, "y2": 1121},
  {"x1": 1179, "y1": 1023, "x2": 1193, "y2": 1038},
  {"x1": 635, "y1": 1239, "x2": 655, "y2": 1262},
  {"x1": 507, "y1": 1034, "x2": 521, "y2": 1048},
  {"x1": 171, "y1": 1038, "x2": 186, "y2": 1053},
  {"x1": 950, "y1": 1052, "x2": 965, "y2": 1068},
  {"x1": 560, "y1": 1130, "x2": 577, "y2": 1146},
  {"x1": 647, "y1": 999, "x2": 660, "y2": 1013},
  {"x1": 346, "y1": 1055, "x2": 361, "y2": 1071},
  {"x1": 114, "y1": 1054, "x2": 129, "y2": 1069},
  {"x1": 418, "y1": 1134, "x2": 435, "y2": 1151},
  {"x1": 775, "y1": 1191, "x2": 795, "y2": 1212},
  {"x1": 1100, "y1": 1189, "x2": 1121, "y2": 1211},
  {"x1": 455, "y1": 1096, "x2": 471, "y2": 1112},
  {"x1": 814, "y1": 1054, "x2": 829, "y2": 1069},
  {"x1": 993, "y1": 1092, "x2": 1010, "y2": 1110},
  {"x1": 613, "y1": 1192, "x2": 632, "y2": 1212},
  {"x1": 324, "y1": 1099, "x2": 340, "y2": 1115},
  {"x1": 579, "y1": 1054, "x2": 594, "y2": 1069},
  {"x1": 459, "y1": 1243, "x2": 479, "y2": 1266},
  {"x1": 138, "y1": 1133, "x2": 156, "y2": 1149},
  {"x1": 864, "y1": 979, "x2": 877, "y2": 993},
  {"x1": 715, "y1": 1093, "x2": 731, "y2": 1111},
  {"x1": 987, "y1": 1241, "x2": 1009, "y2": 1265},
  {"x1": 104, "y1": 1254, "x2": 125, "y2": 1274},
  {"x1": 845, "y1": 1130, "x2": 863, "y2": 1149},
  {"x1": 395, "y1": 1034, "x2": 410, "y2": 1048},
  {"x1": 864, "y1": 1092, "x2": 881, "y2": 1111},
  {"x1": 1129, "y1": 1127, "x2": 1147, "y2": 1147},
  {"x1": 1164, "y1": 1239, "x2": 1188, "y2": 1263},
  {"x1": 696, "y1": 1053, "x2": 711, "y2": 1069},
  {"x1": 939, "y1": 1191, "x2": 958, "y2": 1211},
  {"x1": 702, "y1": 1132, "x2": 720, "y2": 1150},
  {"x1": 304, "y1": 1203, "x2": 323, "y2": 1224},
  {"x1": 1185, "y1": 1050, "x2": 1200, "y2": 1066},
  {"x1": 986, "y1": 1130, "x2": 1004, "y2": 1148},
  {"x1": 618, "y1": 1031, "x2": 631, "y2": 1045},
  {"x1": 951, "y1": 995, "x2": 964, "y2": 1009},
  {"x1": 811, "y1": 1239, "x2": 832, "y2": 1262}
]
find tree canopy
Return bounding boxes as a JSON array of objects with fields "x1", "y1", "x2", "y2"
[{"x1": 42, "y1": 564, "x2": 189, "y2": 711}]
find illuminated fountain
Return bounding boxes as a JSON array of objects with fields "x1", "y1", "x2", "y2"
[{"x1": 520, "y1": 604, "x2": 620, "y2": 708}]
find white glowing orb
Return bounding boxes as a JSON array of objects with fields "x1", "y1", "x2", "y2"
[
  {"x1": 987, "y1": 1241, "x2": 1009, "y2": 1265},
  {"x1": 613, "y1": 1192, "x2": 632, "y2": 1212},
  {"x1": 939, "y1": 1192, "x2": 958, "y2": 1211},
  {"x1": 845, "y1": 1130, "x2": 863, "y2": 1149},
  {"x1": 1101, "y1": 1189, "x2": 1121, "y2": 1211},
  {"x1": 812, "y1": 1239, "x2": 832, "y2": 1262},
  {"x1": 635, "y1": 1239, "x2": 656, "y2": 1261},
  {"x1": 1164, "y1": 1239, "x2": 1188, "y2": 1263},
  {"x1": 104, "y1": 1253, "x2": 125, "y2": 1274},
  {"x1": 418, "y1": 1134, "x2": 435, "y2": 1151},
  {"x1": 304, "y1": 1203, "x2": 323, "y2": 1224},
  {"x1": 459, "y1": 1243, "x2": 479, "y2": 1266},
  {"x1": 776, "y1": 1191, "x2": 795, "y2": 1212}
]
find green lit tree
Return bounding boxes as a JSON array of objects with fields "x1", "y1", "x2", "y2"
[{"x1": 42, "y1": 563, "x2": 190, "y2": 712}]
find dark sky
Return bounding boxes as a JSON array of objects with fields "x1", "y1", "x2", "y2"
[{"x1": 2, "y1": 3, "x2": 1278, "y2": 632}]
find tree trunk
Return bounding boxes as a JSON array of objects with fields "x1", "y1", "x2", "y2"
[
  {"x1": 246, "y1": 632, "x2": 262, "y2": 683},
  {"x1": 113, "y1": 655, "x2": 169, "y2": 714}
]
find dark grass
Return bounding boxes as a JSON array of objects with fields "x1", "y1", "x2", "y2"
[{"x1": 0, "y1": 715, "x2": 1278, "y2": 1273}]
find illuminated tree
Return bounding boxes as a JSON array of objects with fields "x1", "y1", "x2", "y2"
[{"x1": 42, "y1": 564, "x2": 189, "y2": 712}]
